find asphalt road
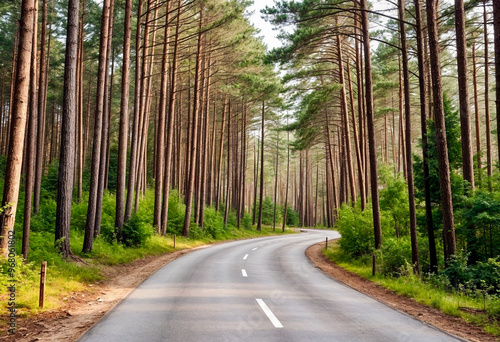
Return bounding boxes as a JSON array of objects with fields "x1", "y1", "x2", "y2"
[{"x1": 78, "y1": 230, "x2": 463, "y2": 342}]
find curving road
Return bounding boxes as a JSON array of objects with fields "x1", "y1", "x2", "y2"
[{"x1": 78, "y1": 230, "x2": 464, "y2": 342}]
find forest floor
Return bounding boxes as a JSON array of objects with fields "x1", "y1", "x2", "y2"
[
  {"x1": 306, "y1": 242, "x2": 499, "y2": 342},
  {"x1": 1, "y1": 235, "x2": 498, "y2": 342}
]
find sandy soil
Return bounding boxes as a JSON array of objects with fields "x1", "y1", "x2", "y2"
[
  {"x1": 306, "y1": 242, "x2": 499, "y2": 342},
  {"x1": 2, "y1": 239, "x2": 498, "y2": 342}
]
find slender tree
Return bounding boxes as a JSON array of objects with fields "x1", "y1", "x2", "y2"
[
  {"x1": 55, "y1": 0, "x2": 80, "y2": 258},
  {"x1": 0, "y1": 0, "x2": 35, "y2": 259}
]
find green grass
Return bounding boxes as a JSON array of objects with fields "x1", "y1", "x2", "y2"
[{"x1": 323, "y1": 244, "x2": 500, "y2": 337}]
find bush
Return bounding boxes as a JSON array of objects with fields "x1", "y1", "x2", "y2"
[
  {"x1": 335, "y1": 203, "x2": 374, "y2": 258},
  {"x1": 381, "y1": 237, "x2": 413, "y2": 276},
  {"x1": 203, "y1": 207, "x2": 225, "y2": 238},
  {"x1": 166, "y1": 190, "x2": 185, "y2": 234},
  {"x1": 121, "y1": 214, "x2": 153, "y2": 247},
  {"x1": 283, "y1": 205, "x2": 300, "y2": 227},
  {"x1": 242, "y1": 212, "x2": 253, "y2": 230}
]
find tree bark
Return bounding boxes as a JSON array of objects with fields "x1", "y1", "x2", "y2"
[
  {"x1": 115, "y1": 0, "x2": 132, "y2": 235},
  {"x1": 455, "y1": 0, "x2": 474, "y2": 190},
  {"x1": 426, "y1": 0, "x2": 456, "y2": 261},
  {"x1": 55, "y1": 0, "x2": 79, "y2": 258},
  {"x1": 257, "y1": 101, "x2": 265, "y2": 232},
  {"x1": 22, "y1": 0, "x2": 39, "y2": 261},
  {"x1": 414, "y1": 0, "x2": 437, "y2": 272},
  {"x1": 83, "y1": 0, "x2": 112, "y2": 252},
  {"x1": 360, "y1": 0, "x2": 382, "y2": 249},
  {"x1": 399, "y1": 0, "x2": 420, "y2": 273},
  {"x1": 484, "y1": 1, "x2": 492, "y2": 189}
]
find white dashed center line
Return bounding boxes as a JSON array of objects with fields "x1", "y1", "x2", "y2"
[
  {"x1": 241, "y1": 269, "x2": 248, "y2": 277},
  {"x1": 256, "y1": 299, "x2": 283, "y2": 328},
  {"x1": 252, "y1": 247, "x2": 258, "y2": 251},
  {"x1": 243, "y1": 254, "x2": 248, "y2": 260}
]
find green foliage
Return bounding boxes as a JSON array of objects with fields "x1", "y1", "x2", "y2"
[
  {"x1": 121, "y1": 214, "x2": 153, "y2": 247},
  {"x1": 379, "y1": 166, "x2": 409, "y2": 238},
  {"x1": 335, "y1": 203, "x2": 374, "y2": 258},
  {"x1": 41, "y1": 161, "x2": 61, "y2": 196},
  {"x1": 166, "y1": 190, "x2": 185, "y2": 235},
  {"x1": 242, "y1": 212, "x2": 253, "y2": 230},
  {"x1": 283, "y1": 204, "x2": 300, "y2": 227},
  {"x1": 203, "y1": 207, "x2": 226, "y2": 239},
  {"x1": 379, "y1": 237, "x2": 413, "y2": 276}
]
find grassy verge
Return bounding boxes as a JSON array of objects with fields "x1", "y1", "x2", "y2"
[{"x1": 323, "y1": 243, "x2": 500, "y2": 336}]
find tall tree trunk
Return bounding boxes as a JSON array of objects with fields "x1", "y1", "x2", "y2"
[
  {"x1": 257, "y1": 101, "x2": 265, "y2": 232},
  {"x1": 493, "y1": 0, "x2": 500, "y2": 167},
  {"x1": 427, "y1": 0, "x2": 456, "y2": 261},
  {"x1": 124, "y1": 0, "x2": 144, "y2": 222},
  {"x1": 414, "y1": 0, "x2": 437, "y2": 272},
  {"x1": 484, "y1": 1, "x2": 492, "y2": 189},
  {"x1": 472, "y1": 40, "x2": 482, "y2": 185},
  {"x1": 273, "y1": 130, "x2": 279, "y2": 231},
  {"x1": 55, "y1": 0, "x2": 79, "y2": 258},
  {"x1": 83, "y1": 0, "x2": 112, "y2": 252},
  {"x1": 216, "y1": 97, "x2": 227, "y2": 211},
  {"x1": 161, "y1": 0, "x2": 182, "y2": 235},
  {"x1": 360, "y1": 0, "x2": 382, "y2": 249},
  {"x1": 0, "y1": 0, "x2": 34, "y2": 258},
  {"x1": 95, "y1": 0, "x2": 115, "y2": 237},
  {"x1": 455, "y1": 0, "x2": 474, "y2": 190},
  {"x1": 115, "y1": 0, "x2": 132, "y2": 235},
  {"x1": 224, "y1": 100, "x2": 232, "y2": 227},
  {"x1": 399, "y1": 0, "x2": 420, "y2": 273},
  {"x1": 154, "y1": 0, "x2": 172, "y2": 231},
  {"x1": 182, "y1": 6, "x2": 204, "y2": 237},
  {"x1": 34, "y1": 0, "x2": 49, "y2": 213},
  {"x1": 22, "y1": 0, "x2": 39, "y2": 261},
  {"x1": 282, "y1": 123, "x2": 290, "y2": 232},
  {"x1": 337, "y1": 36, "x2": 356, "y2": 204}
]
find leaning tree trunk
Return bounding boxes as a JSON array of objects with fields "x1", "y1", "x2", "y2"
[
  {"x1": 427, "y1": 0, "x2": 457, "y2": 261},
  {"x1": 0, "y1": 0, "x2": 35, "y2": 259},
  {"x1": 55, "y1": 0, "x2": 79, "y2": 258}
]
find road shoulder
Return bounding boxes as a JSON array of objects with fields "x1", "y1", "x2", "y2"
[{"x1": 306, "y1": 242, "x2": 497, "y2": 342}]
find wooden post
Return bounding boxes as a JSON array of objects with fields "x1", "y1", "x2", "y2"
[
  {"x1": 173, "y1": 234, "x2": 176, "y2": 249},
  {"x1": 325, "y1": 237, "x2": 328, "y2": 250},
  {"x1": 39, "y1": 261, "x2": 47, "y2": 308},
  {"x1": 372, "y1": 254, "x2": 376, "y2": 276}
]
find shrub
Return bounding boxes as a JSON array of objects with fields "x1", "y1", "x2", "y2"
[
  {"x1": 335, "y1": 203, "x2": 374, "y2": 258},
  {"x1": 283, "y1": 205, "x2": 300, "y2": 227},
  {"x1": 203, "y1": 207, "x2": 225, "y2": 238},
  {"x1": 166, "y1": 190, "x2": 185, "y2": 234},
  {"x1": 381, "y1": 237, "x2": 413, "y2": 276},
  {"x1": 121, "y1": 214, "x2": 153, "y2": 247},
  {"x1": 242, "y1": 212, "x2": 253, "y2": 230}
]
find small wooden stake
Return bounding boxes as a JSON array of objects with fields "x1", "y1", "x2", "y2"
[
  {"x1": 325, "y1": 237, "x2": 328, "y2": 250},
  {"x1": 39, "y1": 261, "x2": 47, "y2": 308},
  {"x1": 173, "y1": 234, "x2": 176, "y2": 249},
  {"x1": 372, "y1": 254, "x2": 376, "y2": 276}
]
